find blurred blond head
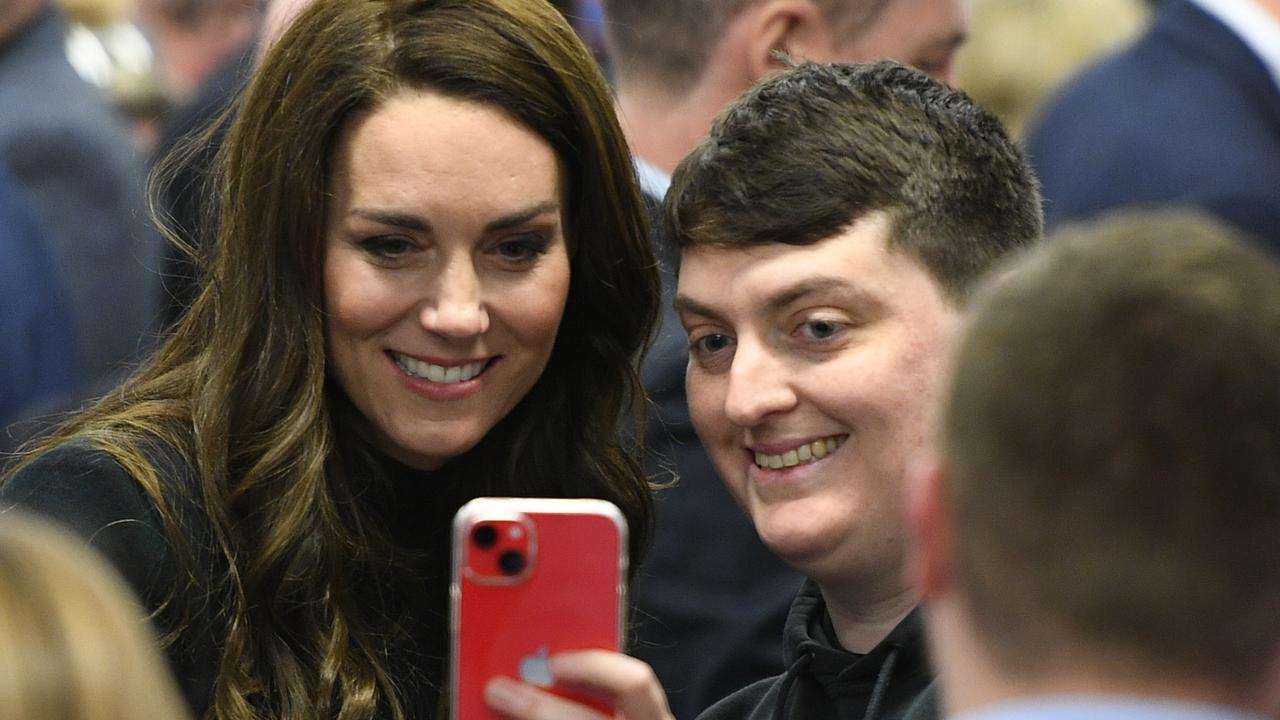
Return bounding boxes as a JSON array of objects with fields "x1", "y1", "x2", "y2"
[
  {"x1": 57, "y1": 0, "x2": 132, "y2": 27},
  {"x1": 956, "y1": 0, "x2": 1149, "y2": 138},
  {"x1": 0, "y1": 512, "x2": 191, "y2": 720}
]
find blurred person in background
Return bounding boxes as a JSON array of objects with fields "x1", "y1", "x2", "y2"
[
  {"x1": 56, "y1": 0, "x2": 166, "y2": 151},
  {"x1": 1026, "y1": 0, "x2": 1280, "y2": 252},
  {"x1": 0, "y1": 511, "x2": 192, "y2": 720},
  {"x1": 0, "y1": 0, "x2": 161, "y2": 422},
  {"x1": 0, "y1": 163, "x2": 80, "y2": 452},
  {"x1": 148, "y1": 0, "x2": 264, "y2": 327},
  {"x1": 953, "y1": 0, "x2": 1149, "y2": 139},
  {"x1": 133, "y1": 0, "x2": 259, "y2": 104},
  {"x1": 910, "y1": 209, "x2": 1280, "y2": 720},
  {"x1": 597, "y1": 1, "x2": 969, "y2": 715},
  {"x1": 604, "y1": 0, "x2": 969, "y2": 185}
]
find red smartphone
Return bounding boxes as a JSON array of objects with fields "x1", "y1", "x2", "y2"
[{"x1": 450, "y1": 497, "x2": 629, "y2": 720}]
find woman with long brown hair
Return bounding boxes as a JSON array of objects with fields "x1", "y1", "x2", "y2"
[{"x1": 1, "y1": 1, "x2": 663, "y2": 717}]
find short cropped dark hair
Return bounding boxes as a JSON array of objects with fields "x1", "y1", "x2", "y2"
[
  {"x1": 664, "y1": 60, "x2": 1042, "y2": 304},
  {"x1": 600, "y1": 0, "x2": 891, "y2": 95},
  {"x1": 947, "y1": 209, "x2": 1280, "y2": 693}
]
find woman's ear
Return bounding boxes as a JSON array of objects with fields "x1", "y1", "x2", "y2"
[{"x1": 906, "y1": 451, "x2": 956, "y2": 600}]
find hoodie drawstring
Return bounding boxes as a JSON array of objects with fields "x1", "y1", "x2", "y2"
[
  {"x1": 771, "y1": 651, "x2": 813, "y2": 720},
  {"x1": 861, "y1": 647, "x2": 899, "y2": 720}
]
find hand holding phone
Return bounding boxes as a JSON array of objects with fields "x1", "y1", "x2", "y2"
[
  {"x1": 483, "y1": 649, "x2": 674, "y2": 720},
  {"x1": 450, "y1": 497, "x2": 628, "y2": 720}
]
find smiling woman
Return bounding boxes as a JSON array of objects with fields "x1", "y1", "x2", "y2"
[
  {"x1": 323, "y1": 92, "x2": 572, "y2": 472},
  {"x1": 0, "y1": 1, "x2": 659, "y2": 719}
]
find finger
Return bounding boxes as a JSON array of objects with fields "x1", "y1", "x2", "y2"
[
  {"x1": 484, "y1": 676, "x2": 607, "y2": 720},
  {"x1": 550, "y1": 651, "x2": 674, "y2": 720}
]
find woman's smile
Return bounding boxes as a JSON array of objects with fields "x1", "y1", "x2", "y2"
[{"x1": 323, "y1": 91, "x2": 571, "y2": 470}]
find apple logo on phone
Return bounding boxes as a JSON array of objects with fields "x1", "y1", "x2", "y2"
[{"x1": 518, "y1": 645, "x2": 554, "y2": 687}]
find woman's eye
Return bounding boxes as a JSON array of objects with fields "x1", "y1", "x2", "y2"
[
  {"x1": 358, "y1": 236, "x2": 414, "y2": 260},
  {"x1": 495, "y1": 235, "x2": 549, "y2": 264}
]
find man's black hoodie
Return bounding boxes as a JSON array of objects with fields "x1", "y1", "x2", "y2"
[{"x1": 694, "y1": 579, "x2": 938, "y2": 720}]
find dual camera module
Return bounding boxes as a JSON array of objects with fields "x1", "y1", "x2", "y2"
[
  {"x1": 464, "y1": 516, "x2": 535, "y2": 583},
  {"x1": 472, "y1": 523, "x2": 527, "y2": 576}
]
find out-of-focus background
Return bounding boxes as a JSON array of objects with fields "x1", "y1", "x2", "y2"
[
  {"x1": 20, "y1": 0, "x2": 1280, "y2": 468},
  {"x1": 52, "y1": 0, "x2": 1155, "y2": 157}
]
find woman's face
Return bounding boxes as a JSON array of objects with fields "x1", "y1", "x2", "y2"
[{"x1": 323, "y1": 90, "x2": 571, "y2": 470}]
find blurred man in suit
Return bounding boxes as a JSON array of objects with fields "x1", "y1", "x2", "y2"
[{"x1": 1027, "y1": 0, "x2": 1280, "y2": 253}]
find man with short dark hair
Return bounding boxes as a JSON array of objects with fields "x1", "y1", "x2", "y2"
[
  {"x1": 599, "y1": 2, "x2": 970, "y2": 713},
  {"x1": 909, "y1": 209, "x2": 1280, "y2": 720},
  {"x1": 667, "y1": 60, "x2": 1041, "y2": 720}
]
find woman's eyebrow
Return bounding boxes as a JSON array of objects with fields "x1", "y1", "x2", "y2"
[
  {"x1": 483, "y1": 200, "x2": 560, "y2": 232},
  {"x1": 347, "y1": 200, "x2": 559, "y2": 235},
  {"x1": 350, "y1": 208, "x2": 430, "y2": 232}
]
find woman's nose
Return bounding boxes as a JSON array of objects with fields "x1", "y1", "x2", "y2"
[{"x1": 419, "y1": 258, "x2": 489, "y2": 338}]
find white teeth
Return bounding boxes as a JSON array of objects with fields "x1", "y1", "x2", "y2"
[
  {"x1": 754, "y1": 436, "x2": 845, "y2": 469},
  {"x1": 394, "y1": 353, "x2": 486, "y2": 384}
]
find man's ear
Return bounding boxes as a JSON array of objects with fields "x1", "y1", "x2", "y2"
[
  {"x1": 906, "y1": 451, "x2": 955, "y2": 600},
  {"x1": 742, "y1": 0, "x2": 831, "y2": 82}
]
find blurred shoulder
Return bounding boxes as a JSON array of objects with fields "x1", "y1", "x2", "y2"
[{"x1": 0, "y1": 437, "x2": 192, "y2": 598}]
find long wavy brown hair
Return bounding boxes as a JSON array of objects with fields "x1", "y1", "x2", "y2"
[{"x1": 4, "y1": 1, "x2": 659, "y2": 718}]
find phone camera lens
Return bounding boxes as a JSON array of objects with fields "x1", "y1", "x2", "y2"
[
  {"x1": 498, "y1": 550, "x2": 526, "y2": 576},
  {"x1": 472, "y1": 524, "x2": 498, "y2": 548}
]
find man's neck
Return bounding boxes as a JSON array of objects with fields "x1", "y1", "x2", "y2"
[
  {"x1": 615, "y1": 82, "x2": 717, "y2": 177},
  {"x1": 818, "y1": 579, "x2": 918, "y2": 653},
  {"x1": 952, "y1": 674, "x2": 1271, "y2": 718},
  {"x1": 933, "y1": 603, "x2": 1280, "y2": 718}
]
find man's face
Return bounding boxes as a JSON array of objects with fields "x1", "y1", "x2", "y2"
[
  {"x1": 830, "y1": 0, "x2": 970, "y2": 84},
  {"x1": 677, "y1": 214, "x2": 960, "y2": 588}
]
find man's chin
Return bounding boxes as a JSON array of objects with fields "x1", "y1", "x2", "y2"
[{"x1": 755, "y1": 519, "x2": 831, "y2": 570}]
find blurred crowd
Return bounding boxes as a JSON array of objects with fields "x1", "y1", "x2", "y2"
[{"x1": 0, "y1": 0, "x2": 1161, "y2": 449}]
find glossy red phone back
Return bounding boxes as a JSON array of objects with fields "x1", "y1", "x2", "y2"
[{"x1": 450, "y1": 497, "x2": 628, "y2": 720}]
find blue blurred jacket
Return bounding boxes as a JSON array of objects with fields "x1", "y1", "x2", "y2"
[
  {"x1": 0, "y1": 162, "x2": 81, "y2": 433},
  {"x1": 1027, "y1": 0, "x2": 1280, "y2": 252}
]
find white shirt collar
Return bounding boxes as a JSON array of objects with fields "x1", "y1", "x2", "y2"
[
  {"x1": 1185, "y1": 0, "x2": 1280, "y2": 94},
  {"x1": 633, "y1": 156, "x2": 672, "y2": 201}
]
